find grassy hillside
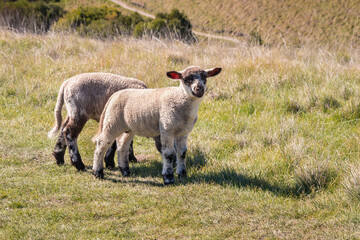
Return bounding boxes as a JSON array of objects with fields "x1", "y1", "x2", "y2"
[
  {"x1": 122, "y1": 0, "x2": 360, "y2": 48},
  {"x1": 1, "y1": 29, "x2": 360, "y2": 238}
]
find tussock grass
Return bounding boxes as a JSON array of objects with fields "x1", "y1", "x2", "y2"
[
  {"x1": 1, "y1": 30, "x2": 360, "y2": 238},
  {"x1": 344, "y1": 164, "x2": 360, "y2": 201},
  {"x1": 294, "y1": 159, "x2": 338, "y2": 194}
]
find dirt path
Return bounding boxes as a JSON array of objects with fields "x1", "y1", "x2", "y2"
[
  {"x1": 110, "y1": 0, "x2": 155, "y2": 19},
  {"x1": 110, "y1": 0, "x2": 240, "y2": 43}
]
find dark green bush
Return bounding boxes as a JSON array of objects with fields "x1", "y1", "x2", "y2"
[
  {"x1": 1, "y1": 2, "x2": 195, "y2": 42},
  {"x1": 0, "y1": 0, "x2": 64, "y2": 33},
  {"x1": 133, "y1": 21, "x2": 146, "y2": 38},
  {"x1": 53, "y1": 6, "x2": 148, "y2": 38},
  {"x1": 146, "y1": 9, "x2": 196, "y2": 42},
  {"x1": 54, "y1": 7, "x2": 195, "y2": 42},
  {"x1": 53, "y1": 6, "x2": 132, "y2": 37}
]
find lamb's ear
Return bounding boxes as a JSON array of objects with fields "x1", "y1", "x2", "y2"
[
  {"x1": 206, "y1": 67, "x2": 222, "y2": 78},
  {"x1": 167, "y1": 71, "x2": 182, "y2": 80}
]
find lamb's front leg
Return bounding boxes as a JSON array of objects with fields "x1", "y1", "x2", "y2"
[
  {"x1": 161, "y1": 134, "x2": 176, "y2": 185},
  {"x1": 93, "y1": 134, "x2": 113, "y2": 178},
  {"x1": 175, "y1": 135, "x2": 188, "y2": 180}
]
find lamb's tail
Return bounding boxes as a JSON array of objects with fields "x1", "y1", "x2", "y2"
[{"x1": 48, "y1": 83, "x2": 66, "y2": 138}]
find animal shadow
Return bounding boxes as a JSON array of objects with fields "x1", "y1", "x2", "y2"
[
  {"x1": 183, "y1": 148, "x2": 302, "y2": 197},
  {"x1": 186, "y1": 147, "x2": 207, "y2": 171},
  {"x1": 187, "y1": 168, "x2": 301, "y2": 197},
  {"x1": 84, "y1": 148, "x2": 301, "y2": 196}
]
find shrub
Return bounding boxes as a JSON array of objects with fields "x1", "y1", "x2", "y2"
[
  {"x1": 53, "y1": 6, "x2": 195, "y2": 42},
  {"x1": 133, "y1": 21, "x2": 146, "y2": 38},
  {"x1": 52, "y1": 5, "x2": 128, "y2": 37},
  {"x1": 149, "y1": 9, "x2": 196, "y2": 42},
  {"x1": 0, "y1": 0, "x2": 64, "y2": 33}
]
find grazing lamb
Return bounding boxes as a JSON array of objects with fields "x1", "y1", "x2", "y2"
[
  {"x1": 92, "y1": 66, "x2": 222, "y2": 184},
  {"x1": 48, "y1": 72, "x2": 161, "y2": 170}
]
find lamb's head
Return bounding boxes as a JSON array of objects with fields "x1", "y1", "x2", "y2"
[{"x1": 167, "y1": 66, "x2": 222, "y2": 98}]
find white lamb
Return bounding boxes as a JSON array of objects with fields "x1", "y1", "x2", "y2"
[{"x1": 92, "y1": 66, "x2": 222, "y2": 184}]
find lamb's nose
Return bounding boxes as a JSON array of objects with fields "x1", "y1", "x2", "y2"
[{"x1": 195, "y1": 85, "x2": 203, "y2": 92}]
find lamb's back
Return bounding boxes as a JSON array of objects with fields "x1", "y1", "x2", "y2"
[{"x1": 64, "y1": 73, "x2": 146, "y2": 121}]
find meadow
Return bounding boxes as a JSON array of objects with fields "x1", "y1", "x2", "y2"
[{"x1": 1, "y1": 29, "x2": 360, "y2": 239}]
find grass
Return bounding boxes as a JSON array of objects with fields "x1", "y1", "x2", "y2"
[
  {"x1": 343, "y1": 164, "x2": 360, "y2": 201},
  {"x1": 1, "y1": 29, "x2": 360, "y2": 238},
  {"x1": 121, "y1": 0, "x2": 360, "y2": 48}
]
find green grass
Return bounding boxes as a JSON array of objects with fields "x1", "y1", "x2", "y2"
[{"x1": 1, "y1": 30, "x2": 360, "y2": 238}]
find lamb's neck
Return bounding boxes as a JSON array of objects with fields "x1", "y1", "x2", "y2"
[{"x1": 175, "y1": 87, "x2": 203, "y2": 120}]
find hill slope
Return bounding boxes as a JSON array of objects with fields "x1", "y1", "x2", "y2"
[{"x1": 121, "y1": 0, "x2": 360, "y2": 47}]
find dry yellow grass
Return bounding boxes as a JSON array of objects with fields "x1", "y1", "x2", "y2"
[{"x1": 121, "y1": 0, "x2": 360, "y2": 48}]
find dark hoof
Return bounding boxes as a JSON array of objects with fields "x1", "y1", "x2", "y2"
[
  {"x1": 105, "y1": 160, "x2": 115, "y2": 169},
  {"x1": 93, "y1": 169, "x2": 104, "y2": 179},
  {"x1": 53, "y1": 151, "x2": 65, "y2": 165},
  {"x1": 178, "y1": 169, "x2": 187, "y2": 181},
  {"x1": 120, "y1": 167, "x2": 131, "y2": 177},
  {"x1": 163, "y1": 173, "x2": 175, "y2": 185},
  {"x1": 129, "y1": 154, "x2": 138, "y2": 163},
  {"x1": 73, "y1": 161, "x2": 86, "y2": 171}
]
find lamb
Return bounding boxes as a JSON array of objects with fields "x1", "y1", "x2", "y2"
[
  {"x1": 92, "y1": 66, "x2": 222, "y2": 184},
  {"x1": 48, "y1": 72, "x2": 162, "y2": 171}
]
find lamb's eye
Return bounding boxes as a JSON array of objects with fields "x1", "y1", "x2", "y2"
[
  {"x1": 203, "y1": 78, "x2": 207, "y2": 84},
  {"x1": 185, "y1": 76, "x2": 194, "y2": 84}
]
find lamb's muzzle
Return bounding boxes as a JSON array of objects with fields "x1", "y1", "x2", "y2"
[{"x1": 93, "y1": 66, "x2": 222, "y2": 184}]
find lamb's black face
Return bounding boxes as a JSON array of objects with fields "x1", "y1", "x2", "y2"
[
  {"x1": 183, "y1": 70, "x2": 207, "y2": 98},
  {"x1": 166, "y1": 66, "x2": 222, "y2": 98}
]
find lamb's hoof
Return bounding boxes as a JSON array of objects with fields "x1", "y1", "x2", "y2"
[
  {"x1": 163, "y1": 173, "x2": 175, "y2": 185},
  {"x1": 71, "y1": 158, "x2": 86, "y2": 171},
  {"x1": 93, "y1": 169, "x2": 104, "y2": 179},
  {"x1": 120, "y1": 167, "x2": 131, "y2": 177},
  {"x1": 74, "y1": 162, "x2": 86, "y2": 172},
  {"x1": 129, "y1": 154, "x2": 138, "y2": 163},
  {"x1": 53, "y1": 151, "x2": 65, "y2": 165},
  {"x1": 178, "y1": 170, "x2": 187, "y2": 181},
  {"x1": 105, "y1": 160, "x2": 115, "y2": 169}
]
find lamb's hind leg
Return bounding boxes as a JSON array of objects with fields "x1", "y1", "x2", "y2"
[
  {"x1": 63, "y1": 116, "x2": 87, "y2": 171},
  {"x1": 128, "y1": 141, "x2": 138, "y2": 163},
  {"x1": 53, "y1": 116, "x2": 69, "y2": 165},
  {"x1": 175, "y1": 135, "x2": 188, "y2": 181},
  {"x1": 116, "y1": 133, "x2": 135, "y2": 177},
  {"x1": 104, "y1": 140, "x2": 137, "y2": 168},
  {"x1": 104, "y1": 141, "x2": 117, "y2": 169},
  {"x1": 153, "y1": 135, "x2": 162, "y2": 154}
]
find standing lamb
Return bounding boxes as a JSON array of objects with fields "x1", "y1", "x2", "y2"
[
  {"x1": 92, "y1": 66, "x2": 222, "y2": 184},
  {"x1": 48, "y1": 72, "x2": 162, "y2": 171}
]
